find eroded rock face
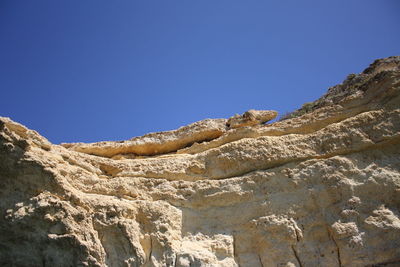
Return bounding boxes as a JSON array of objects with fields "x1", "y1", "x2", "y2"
[{"x1": 1, "y1": 56, "x2": 400, "y2": 267}]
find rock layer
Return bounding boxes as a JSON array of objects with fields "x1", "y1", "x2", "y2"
[{"x1": 1, "y1": 56, "x2": 400, "y2": 266}]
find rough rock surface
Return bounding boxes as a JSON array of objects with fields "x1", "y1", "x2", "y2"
[
  {"x1": 1, "y1": 56, "x2": 400, "y2": 267},
  {"x1": 226, "y1": 110, "x2": 278, "y2": 129}
]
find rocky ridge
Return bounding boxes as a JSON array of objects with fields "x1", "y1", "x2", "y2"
[{"x1": 0, "y1": 56, "x2": 400, "y2": 266}]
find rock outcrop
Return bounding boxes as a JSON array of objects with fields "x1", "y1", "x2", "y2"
[
  {"x1": 1, "y1": 56, "x2": 400, "y2": 267},
  {"x1": 226, "y1": 110, "x2": 277, "y2": 129}
]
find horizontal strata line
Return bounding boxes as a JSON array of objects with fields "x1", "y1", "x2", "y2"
[
  {"x1": 67, "y1": 186, "x2": 270, "y2": 209},
  {"x1": 61, "y1": 108, "x2": 368, "y2": 158},
  {"x1": 212, "y1": 136, "x2": 400, "y2": 181},
  {"x1": 72, "y1": 107, "x2": 374, "y2": 161},
  {"x1": 178, "y1": 108, "x2": 371, "y2": 155},
  {"x1": 107, "y1": 135, "x2": 400, "y2": 182}
]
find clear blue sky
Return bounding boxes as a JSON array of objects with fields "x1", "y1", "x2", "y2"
[{"x1": 1, "y1": 1, "x2": 399, "y2": 144}]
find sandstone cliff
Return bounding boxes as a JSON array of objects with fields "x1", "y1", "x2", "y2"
[{"x1": 1, "y1": 56, "x2": 400, "y2": 267}]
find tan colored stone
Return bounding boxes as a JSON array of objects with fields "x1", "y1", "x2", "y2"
[
  {"x1": 1, "y1": 56, "x2": 400, "y2": 266},
  {"x1": 226, "y1": 109, "x2": 278, "y2": 129}
]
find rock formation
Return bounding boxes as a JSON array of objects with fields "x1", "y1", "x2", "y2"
[
  {"x1": 226, "y1": 110, "x2": 277, "y2": 129},
  {"x1": 1, "y1": 56, "x2": 400, "y2": 267}
]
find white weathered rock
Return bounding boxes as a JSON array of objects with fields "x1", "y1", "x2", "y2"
[{"x1": 1, "y1": 56, "x2": 400, "y2": 266}]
